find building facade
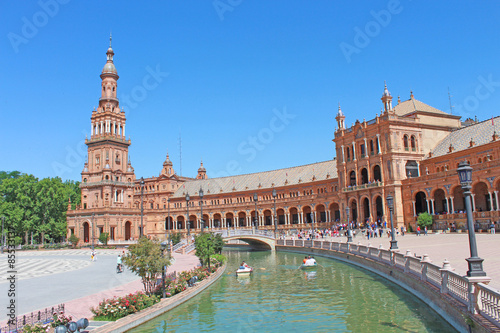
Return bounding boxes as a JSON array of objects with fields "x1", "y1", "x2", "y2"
[{"x1": 66, "y1": 45, "x2": 500, "y2": 243}]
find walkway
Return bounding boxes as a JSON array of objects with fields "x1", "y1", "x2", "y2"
[
  {"x1": 0, "y1": 249, "x2": 199, "y2": 326},
  {"x1": 305, "y1": 232, "x2": 500, "y2": 291}
]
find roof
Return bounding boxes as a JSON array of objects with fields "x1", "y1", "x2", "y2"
[
  {"x1": 430, "y1": 116, "x2": 500, "y2": 157},
  {"x1": 393, "y1": 97, "x2": 449, "y2": 117},
  {"x1": 171, "y1": 160, "x2": 337, "y2": 198}
]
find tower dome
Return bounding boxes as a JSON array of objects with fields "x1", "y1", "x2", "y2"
[{"x1": 101, "y1": 34, "x2": 118, "y2": 76}]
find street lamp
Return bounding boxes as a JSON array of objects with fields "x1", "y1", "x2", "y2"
[
  {"x1": 253, "y1": 193, "x2": 259, "y2": 230},
  {"x1": 186, "y1": 192, "x2": 190, "y2": 237},
  {"x1": 160, "y1": 241, "x2": 167, "y2": 298},
  {"x1": 91, "y1": 212, "x2": 95, "y2": 251},
  {"x1": 346, "y1": 206, "x2": 353, "y2": 242},
  {"x1": 140, "y1": 177, "x2": 145, "y2": 238},
  {"x1": 272, "y1": 189, "x2": 277, "y2": 237},
  {"x1": 199, "y1": 187, "x2": 204, "y2": 232},
  {"x1": 167, "y1": 198, "x2": 171, "y2": 253},
  {"x1": 386, "y1": 194, "x2": 398, "y2": 250},
  {"x1": 457, "y1": 161, "x2": 487, "y2": 277}
]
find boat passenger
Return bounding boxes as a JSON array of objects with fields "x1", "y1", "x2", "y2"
[
  {"x1": 240, "y1": 262, "x2": 246, "y2": 270},
  {"x1": 303, "y1": 256, "x2": 308, "y2": 264},
  {"x1": 242, "y1": 261, "x2": 250, "y2": 268}
]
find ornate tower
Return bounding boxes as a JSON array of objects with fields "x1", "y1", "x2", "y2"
[
  {"x1": 197, "y1": 160, "x2": 207, "y2": 179},
  {"x1": 381, "y1": 82, "x2": 393, "y2": 113},
  {"x1": 80, "y1": 36, "x2": 136, "y2": 210},
  {"x1": 335, "y1": 104, "x2": 346, "y2": 131}
]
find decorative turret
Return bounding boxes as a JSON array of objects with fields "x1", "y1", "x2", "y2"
[
  {"x1": 162, "y1": 152, "x2": 174, "y2": 176},
  {"x1": 197, "y1": 160, "x2": 207, "y2": 180},
  {"x1": 381, "y1": 82, "x2": 393, "y2": 113},
  {"x1": 335, "y1": 103, "x2": 346, "y2": 130}
]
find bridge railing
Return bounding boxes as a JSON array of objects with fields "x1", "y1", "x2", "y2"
[
  {"x1": 215, "y1": 229, "x2": 276, "y2": 239},
  {"x1": 277, "y1": 239, "x2": 500, "y2": 329}
]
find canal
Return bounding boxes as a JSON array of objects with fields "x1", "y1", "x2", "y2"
[{"x1": 129, "y1": 248, "x2": 457, "y2": 332}]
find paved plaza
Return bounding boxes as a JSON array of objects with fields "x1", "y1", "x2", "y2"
[
  {"x1": 0, "y1": 249, "x2": 199, "y2": 325},
  {"x1": 324, "y1": 232, "x2": 500, "y2": 291}
]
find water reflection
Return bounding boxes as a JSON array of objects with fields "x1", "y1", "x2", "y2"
[{"x1": 128, "y1": 249, "x2": 457, "y2": 333}]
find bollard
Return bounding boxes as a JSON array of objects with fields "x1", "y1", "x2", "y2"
[
  {"x1": 67, "y1": 321, "x2": 78, "y2": 332},
  {"x1": 55, "y1": 325, "x2": 68, "y2": 333},
  {"x1": 76, "y1": 318, "x2": 89, "y2": 330}
]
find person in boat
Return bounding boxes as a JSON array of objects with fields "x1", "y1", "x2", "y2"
[
  {"x1": 240, "y1": 262, "x2": 246, "y2": 270},
  {"x1": 303, "y1": 256, "x2": 308, "y2": 264},
  {"x1": 304, "y1": 255, "x2": 316, "y2": 266},
  {"x1": 242, "y1": 261, "x2": 250, "y2": 268}
]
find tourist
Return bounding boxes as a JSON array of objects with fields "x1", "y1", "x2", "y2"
[
  {"x1": 424, "y1": 226, "x2": 428, "y2": 236},
  {"x1": 303, "y1": 256, "x2": 308, "y2": 264},
  {"x1": 490, "y1": 222, "x2": 496, "y2": 234},
  {"x1": 400, "y1": 226, "x2": 405, "y2": 236},
  {"x1": 416, "y1": 226, "x2": 421, "y2": 236}
]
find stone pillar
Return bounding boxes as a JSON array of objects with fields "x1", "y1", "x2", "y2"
[
  {"x1": 426, "y1": 199, "x2": 430, "y2": 214},
  {"x1": 450, "y1": 196, "x2": 455, "y2": 214},
  {"x1": 341, "y1": 145, "x2": 345, "y2": 163},
  {"x1": 430, "y1": 199, "x2": 435, "y2": 215},
  {"x1": 364, "y1": 138, "x2": 368, "y2": 157},
  {"x1": 412, "y1": 201, "x2": 416, "y2": 216},
  {"x1": 489, "y1": 192, "x2": 494, "y2": 211},
  {"x1": 495, "y1": 191, "x2": 500, "y2": 211},
  {"x1": 352, "y1": 142, "x2": 356, "y2": 160}
]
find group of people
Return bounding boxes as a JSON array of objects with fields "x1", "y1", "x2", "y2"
[
  {"x1": 303, "y1": 255, "x2": 317, "y2": 266},
  {"x1": 239, "y1": 261, "x2": 251, "y2": 270}
]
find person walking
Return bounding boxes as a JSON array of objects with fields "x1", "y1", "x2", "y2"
[
  {"x1": 416, "y1": 226, "x2": 421, "y2": 236},
  {"x1": 490, "y1": 222, "x2": 496, "y2": 234}
]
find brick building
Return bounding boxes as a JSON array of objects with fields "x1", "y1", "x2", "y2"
[{"x1": 67, "y1": 44, "x2": 500, "y2": 243}]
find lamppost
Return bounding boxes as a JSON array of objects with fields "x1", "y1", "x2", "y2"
[
  {"x1": 272, "y1": 189, "x2": 277, "y2": 237},
  {"x1": 346, "y1": 206, "x2": 353, "y2": 242},
  {"x1": 199, "y1": 187, "x2": 204, "y2": 232},
  {"x1": 160, "y1": 241, "x2": 167, "y2": 298},
  {"x1": 253, "y1": 193, "x2": 259, "y2": 230},
  {"x1": 167, "y1": 198, "x2": 171, "y2": 253},
  {"x1": 457, "y1": 161, "x2": 487, "y2": 277},
  {"x1": 386, "y1": 194, "x2": 398, "y2": 250},
  {"x1": 91, "y1": 212, "x2": 95, "y2": 251},
  {"x1": 186, "y1": 192, "x2": 190, "y2": 238},
  {"x1": 140, "y1": 177, "x2": 145, "y2": 238}
]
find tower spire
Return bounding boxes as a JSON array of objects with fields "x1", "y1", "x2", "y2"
[
  {"x1": 109, "y1": 32, "x2": 112, "y2": 48},
  {"x1": 381, "y1": 81, "x2": 393, "y2": 112}
]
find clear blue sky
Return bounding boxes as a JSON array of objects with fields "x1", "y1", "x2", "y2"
[{"x1": 1, "y1": 1, "x2": 500, "y2": 182}]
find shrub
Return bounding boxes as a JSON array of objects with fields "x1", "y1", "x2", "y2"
[
  {"x1": 69, "y1": 234, "x2": 79, "y2": 248},
  {"x1": 91, "y1": 292, "x2": 160, "y2": 321},
  {"x1": 21, "y1": 322, "x2": 51, "y2": 333}
]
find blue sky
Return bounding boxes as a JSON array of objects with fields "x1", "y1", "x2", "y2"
[{"x1": 1, "y1": 1, "x2": 500, "y2": 182}]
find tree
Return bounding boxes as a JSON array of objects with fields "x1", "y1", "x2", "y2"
[
  {"x1": 194, "y1": 233, "x2": 216, "y2": 268},
  {"x1": 122, "y1": 237, "x2": 171, "y2": 295},
  {"x1": 417, "y1": 212, "x2": 433, "y2": 229},
  {"x1": 214, "y1": 233, "x2": 224, "y2": 254},
  {"x1": 171, "y1": 233, "x2": 181, "y2": 245},
  {"x1": 99, "y1": 232, "x2": 109, "y2": 246},
  {"x1": 69, "y1": 234, "x2": 79, "y2": 248}
]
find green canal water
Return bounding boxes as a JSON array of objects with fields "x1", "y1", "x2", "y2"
[{"x1": 129, "y1": 249, "x2": 457, "y2": 332}]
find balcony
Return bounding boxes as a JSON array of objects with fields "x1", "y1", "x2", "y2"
[{"x1": 342, "y1": 181, "x2": 383, "y2": 192}]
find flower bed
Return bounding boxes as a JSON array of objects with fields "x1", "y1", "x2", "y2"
[
  {"x1": 91, "y1": 292, "x2": 160, "y2": 321},
  {"x1": 21, "y1": 311, "x2": 72, "y2": 332}
]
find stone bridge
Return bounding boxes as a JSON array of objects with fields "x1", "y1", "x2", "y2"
[{"x1": 214, "y1": 229, "x2": 276, "y2": 250}]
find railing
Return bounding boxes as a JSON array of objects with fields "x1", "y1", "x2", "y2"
[
  {"x1": 214, "y1": 229, "x2": 276, "y2": 239},
  {"x1": 184, "y1": 243, "x2": 195, "y2": 254},
  {"x1": 1, "y1": 304, "x2": 65, "y2": 333},
  {"x1": 342, "y1": 181, "x2": 383, "y2": 192},
  {"x1": 477, "y1": 283, "x2": 500, "y2": 324},
  {"x1": 278, "y1": 239, "x2": 500, "y2": 329},
  {"x1": 172, "y1": 240, "x2": 186, "y2": 252}
]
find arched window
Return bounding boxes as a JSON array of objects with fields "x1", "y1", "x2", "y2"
[
  {"x1": 369, "y1": 140, "x2": 374, "y2": 155},
  {"x1": 410, "y1": 135, "x2": 416, "y2": 151},
  {"x1": 349, "y1": 171, "x2": 356, "y2": 186},
  {"x1": 403, "y1": 135, "x2": 409, "y2": 151},
  {"x1": 346, "y1": 147, "x2": 351, "y2": 161}
]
